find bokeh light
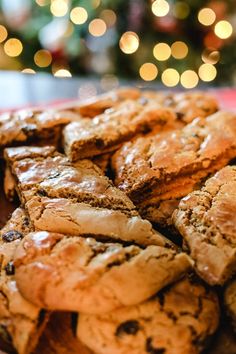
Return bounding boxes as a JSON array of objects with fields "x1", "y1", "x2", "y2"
[
  {"x1": 198, "y1": 8, "x2": 216, "y2": 26},
  {"x1": 0, "y1": 25, "x2": 8, "y2": 43},
  {"x1": 198, "y1": 63, "x2": 217, "y2": 82},
  {"x1": 101, "y1": 74, "x2": 119, "y2": 91},
  {"x1": 119, "y1": 31, "x2": 139, "y2": 54},
  {"x1": 171, "y1": 41, "x2": 188, "y2": 59},
  {"x1": 152, "y1": 0, "x2": 170, "y2": 17},
  {"x1": 36, "y1": 0, "x2": 49, "y2": 6},
  {"x1": 34, "y1": 49, "x2": 52, "y2": 67},
  {"x1": 161, "y1": 68, "x2": 179, "y2": 87},
  {"x1": 173, "y1": 2, "x2": 190, "y2": 19},
  {"x1": 70, "y1": 7, "x2": 88, "y2": 25},
  {"x1": 89, "y1": 19, "x2": 107, "y2": 37},
  {"x1": 153, "y1": 43, "x2": 171, "y2": 61},
  {"x1": 50, "y1": 0, "x2": 68, "y2": 17},
  {"x1": 139, "y1": 63, "x2": 158, "y2": 81},
  {"x1": 92, "y1": 0, "x2": 101, "y2": 9},
  {"x1": 4, "y1": 38, "x2": 23, "y2": 57},
  {"x1": 78, "y1": 83, "x2": 97, "y2": 100},
  {"x1": 201, "y1": 48, "x2": 220, "y2": 64},
  {"x1": 214, "y1": 20, "x2": 233, "y2": 39},
  {"x1": 100, "y1": 9, "x2": 117, "y2": 27},
  {"x1": 54, "y1": 69, "x2": 72, "y2": 77},
  {"x1": 180, "y1": 70, "x2": 199, "y2": 88},
  {"x1": 21, "y1": 68, "x2": 36, "y2": 74}
]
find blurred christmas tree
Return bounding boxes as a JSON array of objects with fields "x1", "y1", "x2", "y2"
[{"x1": 0, "y1": 0, "x2": 235, "y2": 89}]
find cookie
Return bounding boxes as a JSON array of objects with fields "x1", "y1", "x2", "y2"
[
  {"x1": 0, "y1": 208, "x2": 49, "y2": 354},
  {"x1": 225, "y1": 279, "x2": 236, "y2": 330},
  {"x1": 14, "y1": 231, "x2": 191, "y2": 313},
  {"x1": 63, "y1": 99, "x2": 177, "y2": 161},
  {"x1": 173, "y1": 166, "x2": 236, "y2": 285},
  {"x1": 77, "y1": 277, "x2": 219, "y2": 354},
  {"x1": 112, "y1": 111, "x2": 236, "y2": 228},
  {"x1": 4, "y1": 146, "x2": 171, "y2": 247}
]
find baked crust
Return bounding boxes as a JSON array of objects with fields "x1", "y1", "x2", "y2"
[
  {"x1": 0, "y1": 208, "x2": 49, "y2": 354},
  {"x1": 14, "y1": 231, "x2": 191, "y2": 313},
  {"x1": 173, "y1": 166, "x2": 236, "y2": 285},
  {"x1": 77, "y1": 277, "x2": 219, "y2": 354},
  {"x1": 112, "y1": 111, "x2": 236, "y2": 227}
]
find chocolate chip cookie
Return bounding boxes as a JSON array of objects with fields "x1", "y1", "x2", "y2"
[
  {"x1": 77, "y1": 277, "x2": 219, "y2": 354},
  {"x1": 14, "y1": 231, "x2": 191, "y2": 313},
  {"x1": 225, "y1": 279, "x2": 236, "y2": 330}
]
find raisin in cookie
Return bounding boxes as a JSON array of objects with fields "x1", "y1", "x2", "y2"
[
  {"x1": 77, "y1": 277, "x2": 219, "y2": 354},
  {"x1": 14, "y1": 231, "x2": 191, "y2": 313}
]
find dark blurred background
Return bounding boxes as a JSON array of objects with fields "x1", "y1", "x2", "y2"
[{"x1": 0, "y1": 0, "x2": 235, "y2": 93}]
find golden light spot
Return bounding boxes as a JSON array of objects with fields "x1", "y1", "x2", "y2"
[
  {"x1": 152, "y1": 0, "x2": 170, "y2": 17},
  {"x1": 70, "y1": 7, "x2": 88, "y2": 25},
  {"x1": 50, "y1": 0, "x2": 68, "y2": 17},
  {"x1": 198, "y1": 63, "x2": 217, "y2": 82},
  {"x1": 21, "y1": 68, "x2": 36, "y2": 74},
  {"x1": 100, "y1": 9, "x2": 117, "y2": 27},
  {"x1": 139, "y1": 63, "x2": 158, "y2": 81},
  {"x1": 201, "y1": 48, "x2": 220, "y2": 64},
  {"x1": 0, "y1": 25, "x2": 8, "y2": 43},
  {"x1": 198, "y1": 8, "x2": 216, "y2": 26},
  {"x1": 36, "y1": 0, "x2": 49, "y2": 6},
  {"x1": 34, "y1": 49, "x2": 52, "y2": 68},
  {"x1": 4, "y1": 38, "x2": 23, "y2": 57},
  {"x1": 214, "y1": 20, "x2": 233, "y2": 39},
  {"x1": 161, "y1": 68, "x2": 179, "y2": 87},
  {"x1": 92, "y1": 0, "x2": 101, "y2": 9},
  {"x1": 180, "y1": 70, "x2": 199, "y2": 89},
  {"x1": 101, "y1": 74, "x2": 119, "y2": 91},
  {"x1": 89, "y1": 19, "x2": 107, "y2": 37},
  {"x1": 54, "y1": 69, "x2": 72, "y2": 77},
  {"x1": 153, "y1": 43, "x2": 171, "y2": 61},
  {"x1": 173, "y1": 2, "x2": 190, "y2": 19},
  {"x1": 171, "y1": 41, "x2": 188, "y2": 59},
  {"x1": 119, "y1": 32, "x2": 139, "y2": 54}
]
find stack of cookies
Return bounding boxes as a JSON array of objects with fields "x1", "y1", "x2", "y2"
[{"x1": 0, "y1": 87, "x2": 235, "y2": 354}]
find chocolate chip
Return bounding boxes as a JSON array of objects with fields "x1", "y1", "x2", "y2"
[
  {"x1": 23, "y1": 217, "x2": 30, "y2": 227},
  {"x1": 2, "y1": 230, "x2": 23, "y2": 242},
  {"x1": 37, "y1": 189, "x2": 48, "y2": 197},
  {"x1": 115, "y1": 320, "x2": 140, "y2": 337},
  {"x1": 176, "y1": 112, "x2": 185, "y2": 120},
  {"x1": 146, "y1": 337, "x2": 166, "y2": 354},
  {"x1": 95, "y1": 138, "x2": 105, "y2": 149},
  {"x1": 4, "y1": 262, "x2": 15, "y2": 276}
]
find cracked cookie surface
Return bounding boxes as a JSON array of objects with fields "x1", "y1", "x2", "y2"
[
  {"x1": 173, "y1": 166, "x2": 236, "y2": 285},
  {"x1": 112, "y1": 111, "x2": 236, "y2": 227},
  {"x1": 14, "y1": 231, "x2": 191, "y2": 313},
  {"x1": 77, "y1": 277, "x2": 219, "y2": 354}
]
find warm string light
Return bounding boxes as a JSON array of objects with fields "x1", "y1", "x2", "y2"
[
  {"x1": 202, "y1": 48, "x2": 220, "y2": 64},
  {"x1": 54, "y1": 69, "x2": 72, "y2": 77},
  {"x1": 214, "y1": 20, "x2": 233, "y2": 39},
  {"x1": 4, "y1": 38, "x2": 23, "y2": 57},
  {"x1": 180, "y1": 70, "x2": 199, "y2": 88},
  {"x1": 21, "y1": 68, "x2": 36, "y2": 74},
  {"x1": 198, "y1": 8, "x2": 216, "y2": 26},
  {"x1": 198, "y1": 63, "x2": 217, "y2": 82},
  {"x1": 50, "y1": 0, "x2": 68, "y2": 17},
  {"x1": 171, "y1": 41, "x2": 188, "y2": 59},
  {"x1": 0, "y1": 25, "x2": 8, "y2": 43},
  {"x1": 161, "y1": 68, "x2": 179, "y2": 87},
  {"x1": 35, "y1": 0, "x2": 49, "y2": 6},
  {"x1": 153, "y1": 43, "x2": 171, "y2": 61},
  {"x1": 70, "y1": 7, "x2": 88, "y2": 25},
  {"x1": 100, "y1": 9, "x2": 117, "y2": 28},
  {"x1": 119, "y1": 32, "x2": 139, "y2": 54},
  {"x1": 34, "y1": 49, "x2": 52, "y2": 67},
  {"x1": 152, "y1": 0, "x2": 170, "y2": 17},
  {"x1": 89, "y1": 19, "x2": 107, "y2": 37},
  {"x1": 139, "y1": 63, "x2": 158, "y2": 81}
]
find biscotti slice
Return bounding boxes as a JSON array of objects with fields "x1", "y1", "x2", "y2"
[
  {"x1": 0, "y1": 107, "x2": 80, "y2": 151},
  {"x1": 173, "y1": 166, "x2": 236, "y2": 285},
  {"x1": 63, "y1": 99, "x2": 177, "y2": 161},
  {"x1": 0, "y1": 208, "x2": 49, "y2": 354},
  {"x1": 4, "y1": 146, "x2": 170, "y2": 247},
  {"x1": 225, "y1": 279, "x2": 236, "y2": 330},
  {"x1": 77, "y1": 277, "x2": 219, "y2": 354},
  {"x1": 14, "y1": 231, "x2": 191, "y2": 313},
  {"x1": 112, "y1": 111, "x2": 236, "y2": 227}
]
